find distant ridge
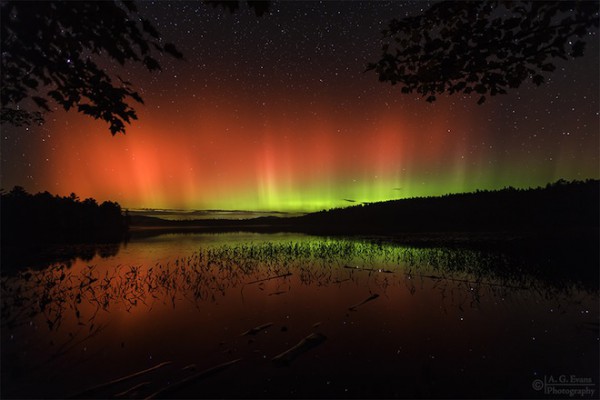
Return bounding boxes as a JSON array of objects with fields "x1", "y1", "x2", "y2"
[
  {"x1": 130, "y1": 179, "x2": 599, "y2": 236},
  {"x1": 127, "y1": 208, "x2": 305, "y2": 221},
  {"x1": 295, "y1": 179, "x2": 599, "y2": 234}
]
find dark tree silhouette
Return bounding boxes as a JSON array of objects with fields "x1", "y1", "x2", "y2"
[
  {"x1": 205, "y1": 0, "x2": 270, "y2": 16},
  {"x1": 294, "y1": 179, "x2": 600, "y2": 235},
  {"x1": 1, "y1": 1, "x2": 184, "y2": 134},
  {"x1": 367, "y1": 1, "x2": 599, "y2": 104},
  {"x1": 1, "y1": 186, "x2": 129, "y2": 244},
  {"x1": 1, "y1": 1, "x2": 268, "y2": 135}
]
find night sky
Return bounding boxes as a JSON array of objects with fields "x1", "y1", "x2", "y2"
[{"x1": 1, "y1": 1, "x2": 598, "y2": 212}]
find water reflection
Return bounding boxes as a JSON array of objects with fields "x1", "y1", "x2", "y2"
[
  {"x1": 1, "y1": 241, "x2": 124, "y2": 273},
  {"x1": 3, "y1": 240, "x2": 592, "y2": 333},
  {"x1": 1, "y1": 235, "x2": 598, "y2": 398}
]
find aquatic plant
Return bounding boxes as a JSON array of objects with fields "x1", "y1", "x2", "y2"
[{"x1": 2, "y1": 239, "x2": 593, "y2": 337}]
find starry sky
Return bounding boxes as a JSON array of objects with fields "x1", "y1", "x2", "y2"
[{"x1": 1, "y1": 1, "x2": 599, "y2": 212}]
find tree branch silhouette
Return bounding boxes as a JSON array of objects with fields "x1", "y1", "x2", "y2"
[
  {"x1": 366, "y1": 1, "x2": 599, "y2": 104},
  {"x1": 1, "y1": 1, "x2": 188, "y2": 134},
  {"x1": 1, "y1": 1, "x2": 269, "y2": 135}
]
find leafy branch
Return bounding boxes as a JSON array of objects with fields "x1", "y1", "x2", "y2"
[{"x1": 366, "y1": 1, "x2": 599, "y2": 104}]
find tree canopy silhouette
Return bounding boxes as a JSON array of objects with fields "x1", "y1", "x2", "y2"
[
  {"x1": 367, "y1": 1, "x2": 599, "y2": 104},
  {"x1": 205, "y1": 0, "x2": 270, "y2": 17},
  {"x1": 1, "y1": 1, "x2": 185, "y2": 135},
  {"x1": 0, "y1": 1, "x2": 268, "y2": 135},
  {"x1": 1, "y1": 186, "x2": 129, "y2": 244}
]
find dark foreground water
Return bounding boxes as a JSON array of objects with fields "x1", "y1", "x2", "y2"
[{"x1": 1, "y1": 233, "x2": 598, "y2": 399}]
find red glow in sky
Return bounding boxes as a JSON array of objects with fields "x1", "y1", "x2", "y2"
[
  {"x1": 34, "y1": 88, "x2": 497, "y2": 210},
  {"x1": 2, "y1": 2, "x2": 598, "y2": 211}
]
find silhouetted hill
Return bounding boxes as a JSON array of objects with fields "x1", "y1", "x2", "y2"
[
  {"x1": 129, "y1": 179, "x2": 599, "y2": 237},
  {"x1": 295, "y1": 179, "x2": 599, "y2": 234}
]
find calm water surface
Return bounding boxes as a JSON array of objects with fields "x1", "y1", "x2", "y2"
[{"x1": 2, "y1": 233, "x2": 598, "y2": 398}]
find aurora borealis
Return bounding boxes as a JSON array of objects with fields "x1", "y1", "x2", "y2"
[{"x1": 1, "y1": 1, "x2": 599, "y2": 212}]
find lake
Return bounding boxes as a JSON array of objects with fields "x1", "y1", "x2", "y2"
[{"x1": 1, "y1": 232, "x2": 598, "y2": 398}]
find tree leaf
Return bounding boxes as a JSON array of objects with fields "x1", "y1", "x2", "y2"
[{"x1": 164, "y1": 43, "x2": 184, "y2": 59}]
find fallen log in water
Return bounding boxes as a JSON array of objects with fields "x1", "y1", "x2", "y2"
[
  {"x1": 145, "y1": 358, "x2": 242, "y2": 399},
  {"x1": 241, "y1": 322, "x2": 274, "y2": 336},
  {"x1": 348, "y1": 293, "x2": 379, "y2": 310},
  {"x1": 71, "y1": 361, "x2": 172, "y2": 398},
  {"x1": 272, "y1": 333, "x2": 327, "y2": 366},
  {"x1": 114, "y1": 382, "x2": 151, "y2": 398},
  {"x1": 240, "y1": 273, "x2": 293, "y2": 302},
  {"x1": 182, "y1": 363, "x2": 197, "y2": 372}
]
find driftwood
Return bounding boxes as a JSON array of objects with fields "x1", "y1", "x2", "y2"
[
  {"x1": 72, "y1": 361, "x2": 172, "y2": 398},
  {"x1": 145, "y1": 358, "x2": 242, "y2": 399},
  {"x1": 114, "y1": 382, "x2": 151, "y2": 398},
  {"x1": 240, "y1": 273, "x2": 292, "y2": 302},
  {"x1": 241, "y1": 322, "x2": 274, "y2": 336},
  {"x1": 272, "y1": 333, "x2": 327, "y2": 366},
  {"x1": 348, "y1": 293, "x2": 380, "y2": 310},
  {"x1": 182, "y1": 364, "x2": 197, "y2": 372}
]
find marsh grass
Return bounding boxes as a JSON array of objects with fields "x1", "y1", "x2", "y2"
[
  {"x1": 2, "y1": 237, "x2": 598, "y2": 399},
  {"x1": 1, "y1": 239, "x2": 594, "y2": 336}
]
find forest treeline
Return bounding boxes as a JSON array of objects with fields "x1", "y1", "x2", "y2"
[
  {"x1": 2, "y1": 179, "x2": 598, "y2": 245},
  {"x1": 295, "y1": 179, "x2": 599, "y2": 234},
  {"x1": 130, "y1": 179, "x2": 599, "y2": 237},
  {"x1": 1, "y1": 186, "x2": 129, "y2": 244}
]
